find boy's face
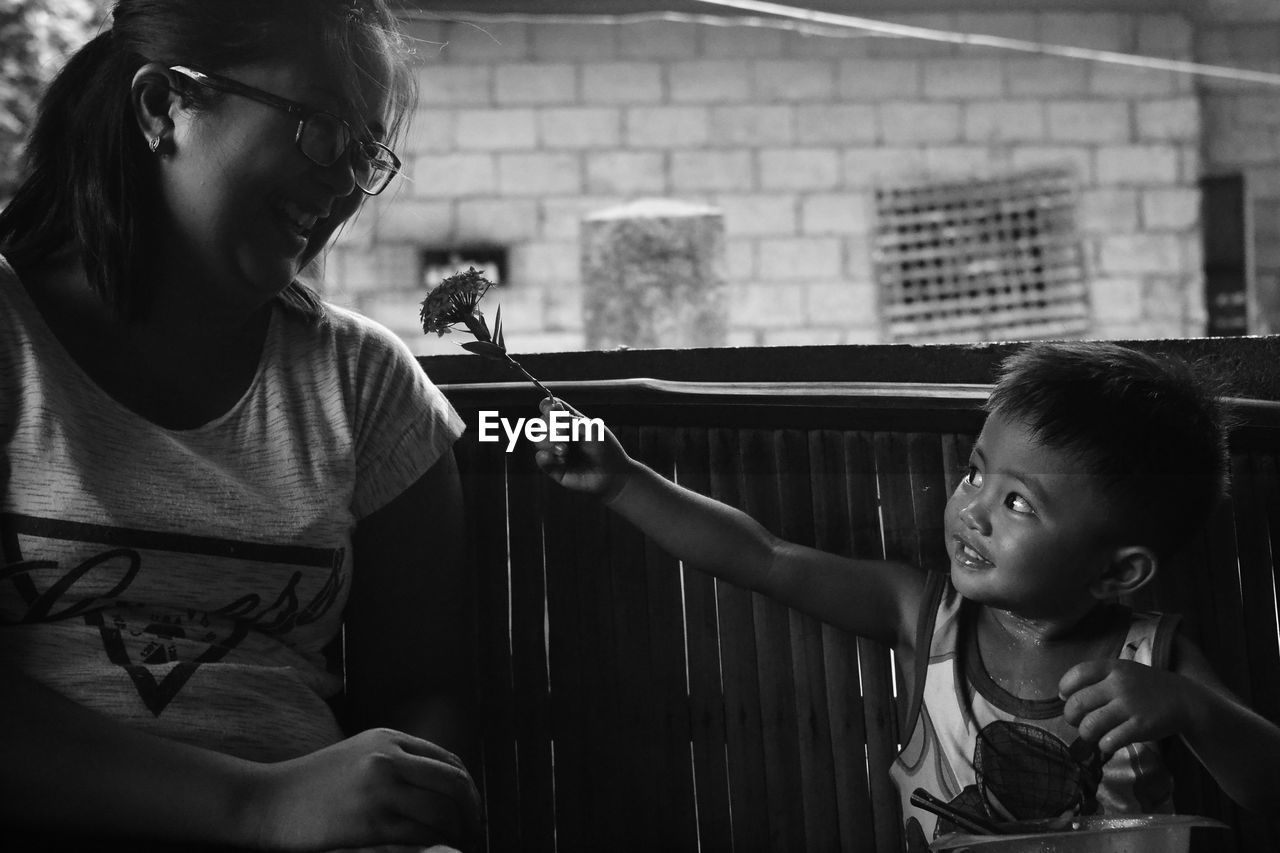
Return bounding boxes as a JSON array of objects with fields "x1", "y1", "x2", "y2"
[{"x1": 943, "y1": 413, "x2": 1121, "y2": 618}]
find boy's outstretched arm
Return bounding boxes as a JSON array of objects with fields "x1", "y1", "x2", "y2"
[
  {"x1": 531, "y1": 398, "x2": 927, "y2": 649},
  {"x1": 1060, "y1": 634, "x2": 1280, "y2": 812}
]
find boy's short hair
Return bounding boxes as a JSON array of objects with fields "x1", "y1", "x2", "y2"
[{"x1": 984, "y1": 342, "x2": 1231, "y2": 559}]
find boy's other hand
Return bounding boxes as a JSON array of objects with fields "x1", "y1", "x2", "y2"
[
  {"x1": 531, "y1": 397, "x2": 631, "y2": 502},
  {"x1": 1059, "y1": 659, "x2": 1192, "y2": 757}
]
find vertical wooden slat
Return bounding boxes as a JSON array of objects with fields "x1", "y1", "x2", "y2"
[
  {"x1": 813, "y1": 430, "x2": 877, "y2": 853},
  {"x1": 708, "y1": 427, "x2": 772, "y2": 850},
  {"x1": 676, "y1": 427, "x2": 735, "y2": 851},
  {"x1": 505, "y1": 441, "x2": 556, "y2": 851},
  {"x1": 456, "y1": 431, "x2": 520, "y2": 853},
  {"x1": 739, "y1": 428, "x2": 807, "y2": 851},
  {"x1": 601, "y1": 424, "x2": 656, "y2": 846},
  {"x1": 777, "y1": 429, "x2": 840, "y2": 851},
  {"x1": 638, "y1": 426, "x2": 701, "y2": 848}
]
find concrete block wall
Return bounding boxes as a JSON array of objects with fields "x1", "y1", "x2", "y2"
[
  {"x1": 321, "y1": 10, "x2": 1205, "y2": 355},
  {"x1": 1197, "y1": 9, "x2": 1280, "y2": 334}
]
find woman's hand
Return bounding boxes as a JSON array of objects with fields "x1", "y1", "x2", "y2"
[
  {"x1": 531, "y1": 397, "x2": 633, "y2": 502},
  {"x1": 251, "y1": 728, "x2": 482, "y2": 852}
]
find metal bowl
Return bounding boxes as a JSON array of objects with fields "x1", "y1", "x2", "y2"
[{"x1": 929, "y1": 814, "x2": 1228, "y2": 853}]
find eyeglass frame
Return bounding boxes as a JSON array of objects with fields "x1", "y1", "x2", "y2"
[{"x1": 167, "y1": 64, "x2": 401, "y2": 196}]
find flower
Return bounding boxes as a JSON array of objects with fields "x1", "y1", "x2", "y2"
[
  {"x1": 419, "y1": 266, "x2": 494, "y2": 338},
  {"x1": 419, "y1": 267, "x2": 553, "y2": 400}
]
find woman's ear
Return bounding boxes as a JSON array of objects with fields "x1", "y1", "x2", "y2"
[
  {"x1": 1092, "y1": 546, "x2": 1158, "y2": 599},
  {"x1": 130, "y1": 62, "x2": 181, "y2": 153}
]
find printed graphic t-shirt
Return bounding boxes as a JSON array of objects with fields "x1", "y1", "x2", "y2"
[
  {"x1": 891, "y1": 572, "x2": 1179, "y2": 852},
  {"x1": 0, "y1": 256, "x2": 464, "y2": 761}
]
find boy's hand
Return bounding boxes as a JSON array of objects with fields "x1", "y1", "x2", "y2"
[
  {"x1": 1059, "y1": 659, "x2": 1194, "y2": 756},
  {"x1": 531, "y1": 397, "x2": 632, "y2": 502}
]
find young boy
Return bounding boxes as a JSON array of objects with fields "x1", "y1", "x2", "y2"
[{"x1": 530, "y1": 342, "x2": 1280, "y2": 848}]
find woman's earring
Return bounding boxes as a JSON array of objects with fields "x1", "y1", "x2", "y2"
[
  {"x1": 148, "y1": 136, "x2": 161, "y2": 154},
  {"x1": 149, "y1": 133, "x2": 171, "y2": 156}
]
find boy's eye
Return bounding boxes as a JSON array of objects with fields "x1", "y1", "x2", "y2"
[
  {"x1": 964, "y1": 466, "x2": 983, "y2": 487},
  {"x1": 1005, "y1": 493, "x2": 1035, "y2": 515}
]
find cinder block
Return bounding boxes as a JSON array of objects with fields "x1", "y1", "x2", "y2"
[
  {"x1": 1005, "y1": 57, "x2": 1089, "y2": 96},
  {"x1": 405, "y1": 108, "x2": 456, "y2": 154},
  {"x1": 703, "y1": 24, "x2": 786, "y2": 59},
  {"x1": 455, "y1": 109, "x2": 537, "y2": 150},
  {"x1": 416, "y1": 65, "x2": 492, "y2": 106},
  {"x1": 617, "y1": 21, "x2": 698, "y2": 60},
  {"x1": 581, "y1": 62, "x2": 663, "y2": 104},
  {"x1": 358, "y1": 291, "x2": 430, "y2": 340},
  {"x1": 1136, "y1": 98, "x2": 1200, "y2": 141},
  {"x1": 669, "y1": 60, "x2": 753, "y2": 103},
  {"x1": 543, "y1": 285, "x2": 585, "y2": 333},
  {"x1": 508, "y1": 330, "x2": 586, "y2": 354},
  {"x1": 433, "y1": 22, "x2": 529, "y2": 64},
  {"x1": 728, "y1": 282, "x2": 807, "y2": 327},
  {"x1": 1046, "y1": 101, "x2": 1132, "y2": 144},
  {"x1": 625, "y1": 106, "x2": 710, "y2": 147},
  {"x1": 922, "y1": 58, "x2": 1005, "y2": 99},
  {"x1": 1078, "y1": 188, "x2": 1141, "y2": 234},
  {"x1": 541, "y1": 197, "x2": 616, "y2": 242},
  {"x1": 494, "y1": 63, "x2": 577, "y2": 105},
  {"x1": 1008, "y1": 146, "x2": 1094, "y2": 183},
  {"x1": 671, "y1": 150, "x2": 755, "y2": 192},
  {"x1": 412, "y1": 153, "x2": 496, "y2": 197},
  {"x1": 712, "y1": 105, "x2": 796, "y2": 146},
  {"x1": 964, "y1": 101, "x2": 1046, "y2": 142},
  {"x1": 1231, "y1": 94, "x2": 1280, "y2": 128},
  {"x1": 1089, "y1": 276, "x2": 1144, "y2": 323},
  {"x1": 726, "y1": 238, "x2": 757, "y2": 280},
  {"x1": 539, "y1": 108, "x2": 622, "y2": 149},
  {"x1": 758, "y1": 236, "x2": 843, "y2": 280},
  {"x1": 375, "y1": 199, "x2": 455, "y2": 243},
  {"x1": 1095, "y1": 145, "x2": 1181, "y2": 185},
  {"x1": 782, "y1": 30, "x2": 872, "y2": 60},
  {"x1": 923, "y1": 146, "x2": 999, "y2": 178},
  {"x1": 1141, "y1": 188, "x2": 1200, "y2": 230},
  {"x1": 510, "y1": 240, "x2": 581, "y2": 285},
  {"x1": 805, "y1": 280, "x2": 878, "y2": 325},
  {"x1": 1041, "y1": 13, "x2": 1134, "y2": 52},
  {"x1": 759, "y1": 148, "x2": 840, "y2": 190},
  {"x1": 1136, "y1": 13, "x2": 1194, "y2": 59},
  {"x1": 497, "y1": 152, "x2": 583, "y2": 196},
  {"x1": 753, "y1": 60, "x2": 837, "y2": 102},
  {"x1": 842, "y1": 146, "x2": 928, "y2": 187},
  {"x1": 879, "y1": 102, "x2": 963, "y2": 143},
  {"x1": 795, "y1": 103, "x2": 877, "y2": 145},
  {"x1": 1089, "y1": 65, "x2": 1181, "y2": 98},
  {"x1": 717, "y1": 194, "x2": 799, "y2": 237},
  {"x1": 801, "y1": 193, "x2": 874, "y2": 236},
  {"x1": 1096, "y1": 233, "x2": 1186, "y2": 275},
  {"x1": 531, "y1": 23, "x2": 618, "y2": 61},
  {"x1": 1205, "y1": 127, "x2": 1280, "y2": 168},
  {"x1": 455, "y1": 198, "x2": 540, "y2": 244},
  {"x1": 585, "y1": 151, "x2": 666, "y2": 194},
  {"x1": 837, "y1": 58, "x2": 923, "y2": 99}
]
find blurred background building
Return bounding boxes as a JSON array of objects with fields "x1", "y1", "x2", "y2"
[{"x1": 6, "y1": 0, "x2": 1280, "y2": 353}]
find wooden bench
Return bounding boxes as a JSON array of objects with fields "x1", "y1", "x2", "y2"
[{"x1": 422, "y1": 339, "x2": 1280, "y2": 853}]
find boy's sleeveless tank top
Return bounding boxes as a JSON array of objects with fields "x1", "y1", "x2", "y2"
[{"x1": 891, "y1": 572, "x2": 1179, "y2": 852}]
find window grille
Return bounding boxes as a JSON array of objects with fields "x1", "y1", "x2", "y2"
[{"x1": 873, "y1": 169, "x2": 1089, "y2": 342}]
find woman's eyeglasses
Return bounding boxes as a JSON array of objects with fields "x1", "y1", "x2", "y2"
[{"x1": 168, "y1": 65, "x2": 401, "y2": 196}]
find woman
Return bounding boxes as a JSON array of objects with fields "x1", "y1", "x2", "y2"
[{"x1": 0, "y1": 1, "x2": 481, "y2": 849}]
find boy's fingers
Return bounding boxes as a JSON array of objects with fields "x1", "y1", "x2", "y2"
[{"x1": 1058, "y1": 659, "x2": 1113, "y2": 699}]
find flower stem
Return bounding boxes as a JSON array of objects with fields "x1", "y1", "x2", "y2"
[{"x1": 505, "y1": 353, "x2": 555, "y2": 400}]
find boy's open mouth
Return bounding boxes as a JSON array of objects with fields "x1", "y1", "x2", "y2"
[{"x1": 954, "y1": 536, "x2": 994, "y2": 568}]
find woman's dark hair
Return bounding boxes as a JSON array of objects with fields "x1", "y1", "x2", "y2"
[
  {"x1": 984, "y1": 342, "x2": 1233, "y2": 560},
  {"x1": 0, "y1": 0, "x2": 417, "y2": 321}
]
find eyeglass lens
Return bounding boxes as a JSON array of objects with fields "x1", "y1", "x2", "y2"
[{"x1": 298, "y1": 114, "x2": 394, "y2": 193}]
